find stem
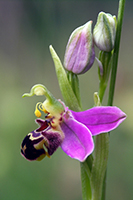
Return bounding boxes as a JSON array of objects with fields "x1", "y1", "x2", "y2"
[
  {"x1": 98, "y1": 51, "x2": 112, "y2": 103},
  {"x1": 80, "y1": 156, "x2": 94, "y2": 200},
  {"x1": 98, "y1": 80, "x2": 107, "y2": 103},
  {"x1": 102, "y1": 1, "x2": 126, "y2": 199},
  {"x1": 67, "y1": 72, "x2": 93, "y2": 199},
  {"x1": 101, "y1": 172, "x2": 107, "y2": 200},
  {"x1": 108, "y1": 0, "x2": 126, "y2": 106},
  {"x1": 67, "y1": 71, "x2": 82, "y2": 108},
  {"x1": 90, "y1": 133, "x2": 109, "y2": 200},
  {"x1": 92, "y1": 2, "x2": 126, "y2": 199},
  {"x1": 80, "y1": 162, "x2": 92, "y2": 200}
]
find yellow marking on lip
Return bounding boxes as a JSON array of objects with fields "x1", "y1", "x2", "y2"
[
  {"x1": 28, "y1": 132, "x2": 43, "y2": 141},
  {"x1": 21, "y1": 144, "x2": 27, "y2": 154},
  {"x1": 36, "y1": 154, "x2": 46, "y2": 161}
]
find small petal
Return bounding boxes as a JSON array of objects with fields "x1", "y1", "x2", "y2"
[
  {"x1": 71, "y1": 106, "x2": 126, "y2": 136},
  {"x1": 60, "y1": 113, "x2": 94, "y2": 162},
  {"x1": 36, "y1": 118, "x2": 50, "y2": 132}
]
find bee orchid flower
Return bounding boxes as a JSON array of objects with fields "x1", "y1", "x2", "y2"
[{"x1": 21, "y1": 84, "x2": 126, "y2": 162}]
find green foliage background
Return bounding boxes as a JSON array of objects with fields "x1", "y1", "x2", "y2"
[{"x1": 0, "y1": 1, "x2": 132, "y2": 200}]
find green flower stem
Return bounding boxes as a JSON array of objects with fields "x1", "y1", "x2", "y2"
[
  {"x1": 102, "y1": 1, "x2": 126, "y2": 199},
  {"x1": 101, "y1": 172, "x2": 107, "y2": 200},
  {"x1": 66, "y1": 72, "x2": 93, "y2": 200},
  {"x1": 92, "y1": 50, "x2": 111, "y2": 200},
  {"x1": 92, "y1": 1, "x2": 126, "y2": 200},
  {"x1": 98, "y1": 51, "x2": 112, "y2": 102},
  {"x1": 80, "y1": 162, "x2": 92, "y2": 200},
  {"x1": 67, "y1": 71, "x2": 82, "y2": 108},
  {"x1": 98, "y1": 80, "x2": 107, "y2": 103},
  {"x1": 108, "y1": 0, "x2": 126, "y2": 106},
  {"x1": 68, "y1": 73, "x2": 93, "y2": 200},
  {"x1": 80, "y1": 154, "x2": 94, "y2": 200},
  {"x1": 90, "y1": 133, "x2": 109, "y2": 200},
  {"x1": 90, "y1": 88, "x2": 109, "y2": 200}
]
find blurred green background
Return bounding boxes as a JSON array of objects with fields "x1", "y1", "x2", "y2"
[{"x1": 0, "y1": 1, "x2": 132, "y2": 200}]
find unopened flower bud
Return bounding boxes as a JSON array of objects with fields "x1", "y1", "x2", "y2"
[
  {"x1": 93, "y1": 12, "x2": 116, "y2": 52},
  {"x1": 64, "y1": 21, "x2": 95, "y2": 74}
]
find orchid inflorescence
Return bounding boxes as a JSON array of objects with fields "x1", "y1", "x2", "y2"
[
  {"x1": 21, "y1": 6, "x2": 126, "y2": 200},
  {"x1": 21, "y1": 11, "x2": 126, "y2": 162}
]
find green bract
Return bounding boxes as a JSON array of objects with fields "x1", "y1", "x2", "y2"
[{"x1": 49, "y1": 45, "x2": 81, "y2": 111}]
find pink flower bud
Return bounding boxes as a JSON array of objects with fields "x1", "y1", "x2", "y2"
[{"x1": 64, "y1": 21, "x2": 95, "y2": 74}]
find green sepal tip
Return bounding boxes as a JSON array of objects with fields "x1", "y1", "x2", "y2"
[{"x1": 49, "y1": 45, "x2": 81, "y2": 111}]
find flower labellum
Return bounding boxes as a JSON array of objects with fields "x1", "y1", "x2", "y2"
[
  {"x1": 64, "y1": 21, "x2": 95, "y2": 74},
  {"x1": 21, "y1": 84, "x2": 126, "y2": 162},
  {"x1": 93, "y1": 12, "x2": 116, "y2": 52}
]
